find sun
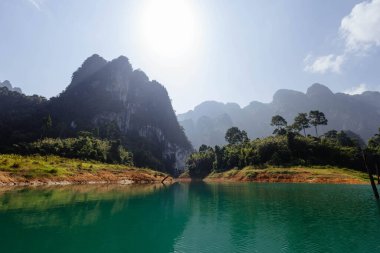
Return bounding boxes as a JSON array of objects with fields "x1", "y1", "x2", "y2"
[{"x1": 139, "y1": 0, "x2": 199, "y2": 60}]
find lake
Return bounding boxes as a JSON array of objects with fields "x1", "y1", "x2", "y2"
[{"x1": 0, "y1": 182, "x2": 379, "y2": 253}]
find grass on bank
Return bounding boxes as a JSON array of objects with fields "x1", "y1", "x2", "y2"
[
  {"x1": 0, "y1": 154, "x2": 166, "y2": 180},
  {"x1": 201, "y1": 165, "x2": 370, "y2": 183}
]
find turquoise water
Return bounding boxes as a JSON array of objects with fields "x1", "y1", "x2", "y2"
[{"x1": 0, "y1": 182, "x2": 379, "y2": 253}]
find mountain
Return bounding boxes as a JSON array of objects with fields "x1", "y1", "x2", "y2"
[
  {"x1": 0, "y1": 80, "x2": 22, "y2": 93},
  {"x1": 0, "y1": 87, "x2": 47, "y2": 148},
  {"x1": 0, "y1": 54, "x2": 192, "y2": 173},
  {"x1": 178, "y1": 83, "x2": 380, "y2": 148}
]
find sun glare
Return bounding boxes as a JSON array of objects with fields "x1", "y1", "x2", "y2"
[{"x1": 139, "y1": 0, "x2": 199, "y2": 60}]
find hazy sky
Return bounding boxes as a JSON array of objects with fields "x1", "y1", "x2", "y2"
[{"x1": 1, "y1": 0, "x2": 380, "y2": 113}]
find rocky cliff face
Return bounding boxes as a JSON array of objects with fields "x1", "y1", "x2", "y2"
[
  {"x1": 0, "y1": 55, "x2": 192, "y2": 173},
  {"x1": 48, "y1": 55, "x2": 192, "y2": 173},
  {"x1": 178, "y1": 83, "x2": 380, "y2": 148}
]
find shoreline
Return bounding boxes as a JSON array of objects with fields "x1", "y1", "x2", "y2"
[
  {"x1": 178, "y1": 166, "x2": 371, "y2": 185},
  {"x1": 176, "y1": 178, "x2": 368, "y2": 185},
  {"x1": 0, "y1": 173, "x2": 369, "y2": 187},
  {"x1": 0, "y1": 170, "x2": 173, "y2": 187},
  {"x1": 0, "y1": 154, "x2": 172, "y2": 187},
  {"x1": 0, "y1": 155, "x2": 372, "y2": 187}
]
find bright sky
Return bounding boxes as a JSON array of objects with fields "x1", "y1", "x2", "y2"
[{"x1": 1, "y1": 0, "x2": 380, "y2": 113}]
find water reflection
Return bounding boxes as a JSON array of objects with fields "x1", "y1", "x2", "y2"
[
  {"x1": 0, "y1": 184, "x2": 165, "y2": 211},
  {"x1": 0, "y1": 184, "x2": 167, "y2": 228},
  {"x1": 174, "y1": 183, "x2": 380, "y2": 253},
  {"x1": 0, "y1": 183, "x2": 191, "y2": 253},
  {"x1": 0, "y1": 183, "x2": 379, "y2": 253}
]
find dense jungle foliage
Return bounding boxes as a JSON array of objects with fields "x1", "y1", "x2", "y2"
[
  {"x1": 13, "y1": 133, "x2": 133, "y2": 165},
  {"x1": 187, "y1": 112, "x2": 380, "y2": 178}
]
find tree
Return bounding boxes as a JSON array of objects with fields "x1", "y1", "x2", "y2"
[
  {"x1": 367, "y1": 128, "x2": 380, "y2": 184},
  {"x1": 368, "y1": 128, "x2": 380, "y2": 155},
  {"x1": 199, "y1": 144, "x2": 213, "y2": 153},
  {"x1": 186, "y1": 148, "x2": 215, "y2": 178},
  {"x1": 324, "y1": 130, "x2": 338, "y2": 139},
  {"x1": 309, "y1": 110, "x2": 328, "y2": 137},
  {"x1": 241, "y1": 130, "x2": 249, "y2": 143},
  {"x1": 42, "y1": 115, "x2": 53, "y2": 138},
  {"x1": 292, "y1": 113, "x2": 310, "y2": 136},
  {"x1": 271, "y1": 115, "x2": 287, "y2": 135},
  {"x1": 324, "y1": 130, "x2": 356, "y2": 147},
  {"x1": 225, "y1": 127, "x2": 249, "y2": 145},
  {"x1": 213, "y1": 145, "x2": 224, "y2": 171}
]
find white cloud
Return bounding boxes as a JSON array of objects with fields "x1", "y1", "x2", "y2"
[
  {"x1": 344, "y1": 83, "x2": 368, "y2": 95},
  {"x1": 304, "y1": 54, "x2": 345, "y2": 74},
  {"x1": 340, "y1": 0, "x2": 380, "y2": 51},
  {"x1": 27, "y1": 0, "x2": 46, "y2": 11},
  {"x1": 304, "y1": 0, "x2": 380, "y2": 74}
]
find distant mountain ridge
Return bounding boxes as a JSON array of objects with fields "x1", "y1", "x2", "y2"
[
  {"x1": 178, "y1": 83, "x2": 380, "y2": 148},
  {"x1": 0, "y1": 54, "x2": 192, "y2": 173},
  {"x1": 0, "y1": 80, "x2": 22, "y2": 93}
]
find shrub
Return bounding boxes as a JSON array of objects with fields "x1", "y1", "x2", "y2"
[
  {"x1": 24, "y1": 136, "x2": 133, "y2": 165},
  {"x1": 187, "y1": 148, "x2": 215, "y2": 178},
  {"x1": 11, "y1": 162, "x2": 20, "y2": 169}
]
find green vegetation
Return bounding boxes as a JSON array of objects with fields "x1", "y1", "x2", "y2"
[
  {"x1": 206, "y1": 166, "x2": 369, "y2": 183},
  {"x1": 0, "y1": 154, "x2": 165, "y2": 180},
  {"x1": 271, "y1": 115, "x2": 288, "y2": 135},
  {"x1": 0, "y1": 55, "x2": 193, "y2": 174},
  {"x1": 224, "y1": 127, "x2": 249, "y2": 145},
  {"x1": 308, "y1": 110, "x2": 328, "y2": 137},
  {"x1": 18, "y1": 134, "x2": 133, "y2": 165},
  {"x1": 186, "y1": 111, "x2": 380, "y2": 180},
  {"x1": 186, "y1": 133, "x2": 364, "y2": 178},
  {"x1": 292, "y1": 113, "x2": 310, "y2": 136},
  {"x1": 187, "y1": 146, "x2": 214, "y2": 178},
  {"x1": 0, "y1": 154, "x2": 115, "y2": 178},
  {"x1": 367, "y1": 128, "x2": 380, "y2": 181}
]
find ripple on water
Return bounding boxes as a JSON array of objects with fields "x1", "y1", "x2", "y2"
[{"x1": 0, "y1": 182, "x2": 379, "y2": 253}]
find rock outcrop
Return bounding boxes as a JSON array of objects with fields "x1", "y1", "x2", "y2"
[
  {"x1": 51, "y1": 55, "x2": 193, "y2": 173},
  {"x1": 0, "y1": 80, "x2": 22, "y2": 93},
  {"x1": 0, "y1": 55, "x2": 192, "y2": 174}
]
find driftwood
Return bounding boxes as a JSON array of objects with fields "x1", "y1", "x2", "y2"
[
  {"x1": 161, "y1": 175, "x2": 170, "y2": 184},
  {"x1": 362, "y1": 151, "x2": 379, "y2": 199}
]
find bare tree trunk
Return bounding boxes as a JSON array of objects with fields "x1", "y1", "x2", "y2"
[
  {"x1": 362, "y1": 151, "x2": 379, "y2": 199},
  {"x1": 314, "y1": 126, "x2": 318, "y2": 137},
  {"x1": 303, "y1": 128, "x2": 306, "y2": 137},
  {"x1": 161, "y1": 175, "x2": 170, "y2": 184}
]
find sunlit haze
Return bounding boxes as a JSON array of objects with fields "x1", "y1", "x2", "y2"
[
  {"x1": 139, "y1": 0, "x2": 200, "y2": 60},
  {"x1": 1, "y1": 0, "x2": 380, "y2": 113}
]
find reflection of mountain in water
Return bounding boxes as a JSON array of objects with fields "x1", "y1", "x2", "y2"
[
  {"x1": 0, "y1": 184, "x2": 191, "y2": 253},
  {"x1": 0, "y1": 184, "x2": 164, "y2": 212},
  {"x1": 1, "y1": 183, "x2": 378, "y2": 252}
]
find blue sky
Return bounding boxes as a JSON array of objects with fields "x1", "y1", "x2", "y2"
[{"x1": 1, "y1": 0, "x2": 380, "y2": 113}]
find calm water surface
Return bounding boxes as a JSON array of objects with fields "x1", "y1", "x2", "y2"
[{"x1": 0, "y1": 182, "x2": 379, "y2": 253}]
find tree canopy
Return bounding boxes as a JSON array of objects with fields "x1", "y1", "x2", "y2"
[
  {"x1": 185, "y1": 111, "x2": 378, "y2": 179},
  {"x1": 225, "y1": 127, "x2": 249, "y2": 145},
  {"x1": 271, "y1": 115, "x2": 287, "y2": 135},
  {"x1": 309, "y1": 110, "x2": 328, "y2": 137},
  {"x1": 292, "y1": 113, "x2": 310, "y2": 136}
]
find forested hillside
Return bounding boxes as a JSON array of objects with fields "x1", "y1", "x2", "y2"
[{"x1": 0, "y1": 55, "x2": 192, "y2": 174}]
